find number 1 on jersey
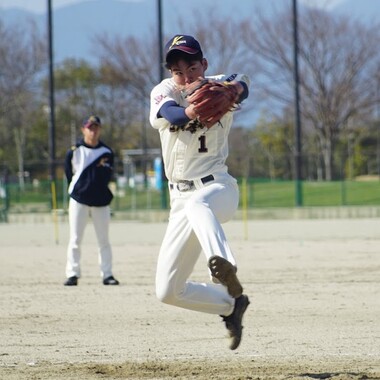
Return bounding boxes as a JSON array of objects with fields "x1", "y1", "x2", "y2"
[{"x1": 198, "y1": 135, "x2": 208, "y2": 153}]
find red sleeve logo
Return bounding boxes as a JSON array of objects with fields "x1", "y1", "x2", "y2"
[{"x1": 154, "y1": 94, "x2": 166, "y2": 105}]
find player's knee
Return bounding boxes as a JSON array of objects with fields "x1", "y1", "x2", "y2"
[
  {"x1": 156, "y1": 282, "x2": 183, "y2": 305},
  {"x1": 156, "y1": 283, "x2": 178, "y2": 305}
]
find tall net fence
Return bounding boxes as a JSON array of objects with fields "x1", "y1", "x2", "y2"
[{"x1": 2, "y1": 175, "x2": 380, "y2": 217}]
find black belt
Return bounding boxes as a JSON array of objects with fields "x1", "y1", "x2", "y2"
[{"x1": 170, "y1": 174, "x2": 214, "y2": 192}]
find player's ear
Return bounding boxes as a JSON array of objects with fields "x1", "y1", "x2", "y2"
[{"x1": 202, "y1": 58, "x2": 208, "y2": 71}]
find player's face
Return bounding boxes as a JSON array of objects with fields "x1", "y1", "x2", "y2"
[
  {"x1": 170, "y1": 58, "x2": 208, "y2": 86},
  {"x1": 82, "y1": 124, "x2": 101, "y2": 147}
]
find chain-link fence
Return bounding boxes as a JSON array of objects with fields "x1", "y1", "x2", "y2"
[
  {"x1": 2, "y1": 151, "x2": 380, "y2": 223},
  {"x1": 2, "y1": 176, "x2": 380, "y2": 218}
]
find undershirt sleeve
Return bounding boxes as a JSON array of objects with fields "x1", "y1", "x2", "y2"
[
  {"x1": 238, "y1": 81, "x2": 249, "y2": 103},
  {"x1": 158, "y1": 100, "x2": 190, "y2": 126}
]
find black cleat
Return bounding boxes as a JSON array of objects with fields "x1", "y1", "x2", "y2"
[
  {"x1": 103, "y1": 276, "x2": 119, "y2": 285},
  {"x1": 222, "y1": 294, "x2": 250, "y2": 350},
  {"x1": 208, "y1": 255, "x2": 243, "y2": 298},
  {"x1": 64, "y1": 276, "x2": 78, "y2": 286}
]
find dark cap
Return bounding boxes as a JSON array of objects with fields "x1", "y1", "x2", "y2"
[
  {"x1": 83, "y1": 115, "x2": 101, "y2": 128},
  {"x1": 165, "y1": 35, "x2": 202, "y2": 61}
]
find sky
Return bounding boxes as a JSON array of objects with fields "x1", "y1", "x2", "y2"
[
  {"x1": 0, "y1": 0, "x2": 346, "y2": 14},
  {"x1": 299, "y1": 0, "x2": 345, "y2": 8},
  {"x1": 0, "y1": 0, "x2": 139, "y2": 13}
]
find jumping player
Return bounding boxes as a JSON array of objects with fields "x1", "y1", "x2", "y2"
[
  {"x1": 149, "y1": 35, "x2": 250, "y2": 350},
  {"x1": 63, "y1": 116, "x2": 119, "y2": 287}
]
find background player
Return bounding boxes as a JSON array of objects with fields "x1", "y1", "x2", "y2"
[
  {"x1": 63, "y1": 115, "x2": 119, "y2": 286},
  {"x1": 149, "y1": 35, "x2": 250, "y2": 350}
]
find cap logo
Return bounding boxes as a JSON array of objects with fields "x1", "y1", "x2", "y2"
[
  {"x1": 169, "y1": 35, "x2": 185, "y2": 50},
  {"x1": 83, "y1": 115, "x2": 101, "y2": 128}
]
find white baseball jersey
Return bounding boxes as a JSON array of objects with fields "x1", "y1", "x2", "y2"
[{"x1": 149, "y1": 74, "x2": 250, "y2": 183}]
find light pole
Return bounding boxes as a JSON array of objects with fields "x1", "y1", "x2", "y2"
[
  {"x1": 157, "y1": 0, "x2": 167, "y2": 209},
  {"x1": 376, "y1": 68, "x2": 380, "y2": 178},
  {"x1": 292, "y1": 0, "x2": 303, "y2": 206},
  {"x1": 47, "y1": 0, "x2": 56, "y2": 184}
]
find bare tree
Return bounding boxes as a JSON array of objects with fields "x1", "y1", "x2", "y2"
[
  {"x1": 241, "y1": 5, "x2": 380, "y2": 179},
  {"x1": 93, "y1": 34, "x2": 161, "y2": 149},
  {"x1": 0, "y1": 19, "x2": 46, "y2": 187}
]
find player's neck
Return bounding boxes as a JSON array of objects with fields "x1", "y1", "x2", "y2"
[{"x1": 84, "y1": 137, "x2": 99, "y2": 147}]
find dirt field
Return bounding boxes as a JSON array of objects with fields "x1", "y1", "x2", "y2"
[{"x1": 0, "y1": 216, "x2": 379, "y2": 379}]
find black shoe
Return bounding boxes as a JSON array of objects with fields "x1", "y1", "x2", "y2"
[
  {"x1": 221, "y1": 294, "x2": 250, "y2": 350},
  {"x1": 64, "y1": 276, "x2": 78, "y2": 286},
  {"x1": 208, "y1": 255, "x2": 243, "y2": 298},
  {"x1": 103, "y1": 276, "x2": 119, "y2": 285}
]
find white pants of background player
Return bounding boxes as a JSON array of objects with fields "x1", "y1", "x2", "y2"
[
  {"x1": 66, "y1": 198, "x2": 113, "y2": 279},
  {"x1": 156, "y1": 173, "x2": 239, "y2": 317}
]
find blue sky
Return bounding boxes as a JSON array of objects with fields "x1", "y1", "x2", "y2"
[
  {"x1": 0, "y1": 0, "x2": 138, "y2": 13},
  {"x1": 0, "y1": 0, "x2": 346, "y2": 14}
]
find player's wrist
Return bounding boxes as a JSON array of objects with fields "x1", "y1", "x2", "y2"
[
  {"x1": 228, "y1": 81, "x2": 248, "y2": 103},
  {"x1": 229, "y1": 81, "x2": 244, "y2": 95},
  {"x1": 185, "y1": 104, "x2": 198, "y2": 120}
]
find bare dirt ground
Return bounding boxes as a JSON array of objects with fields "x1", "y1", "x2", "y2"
[{"x1": 0, "y1": 217, "x2": 379, "y2": 379}]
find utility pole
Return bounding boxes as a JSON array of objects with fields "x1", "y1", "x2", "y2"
[
  {"x1": 157, "y1": 0, "x2": 167, "y2": 209},
  {"x1": 292, "y1": 0, "x2": 303, "y2": 206},
  {"x1": 47, "y1": 0, "x2": 56, "y2": 184}
]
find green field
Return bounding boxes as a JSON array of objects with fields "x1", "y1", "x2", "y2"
[{"x1": 246, "y1": 179, "x2": 380, "y2": 207}]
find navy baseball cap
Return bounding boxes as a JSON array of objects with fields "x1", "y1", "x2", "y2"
[
  {"x1": 165, "y1": 35, "x2": 203, "y2": 61},
  {"x1": 83, "y1": 115, "x2": 101, "y2": 128}
]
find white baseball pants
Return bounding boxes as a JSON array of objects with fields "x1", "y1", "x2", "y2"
[
  {"x1": 156, "y1": 173, "x2": 239, "y2": 316},
  {"x1": 66, "y1": 198, "x2": 113, "y2": 279}
]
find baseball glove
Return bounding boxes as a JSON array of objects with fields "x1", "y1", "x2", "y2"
[{"x1": 184, "y1": 78, "x2": 240, "y2": 129}]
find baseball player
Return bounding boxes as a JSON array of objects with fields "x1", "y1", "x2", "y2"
[
  {"x1": 149, "y1": 35, "x2": 250, "y2": 350},
  {"x1": 63, "y1": 116, "x2": 119, "y2": 286}
]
